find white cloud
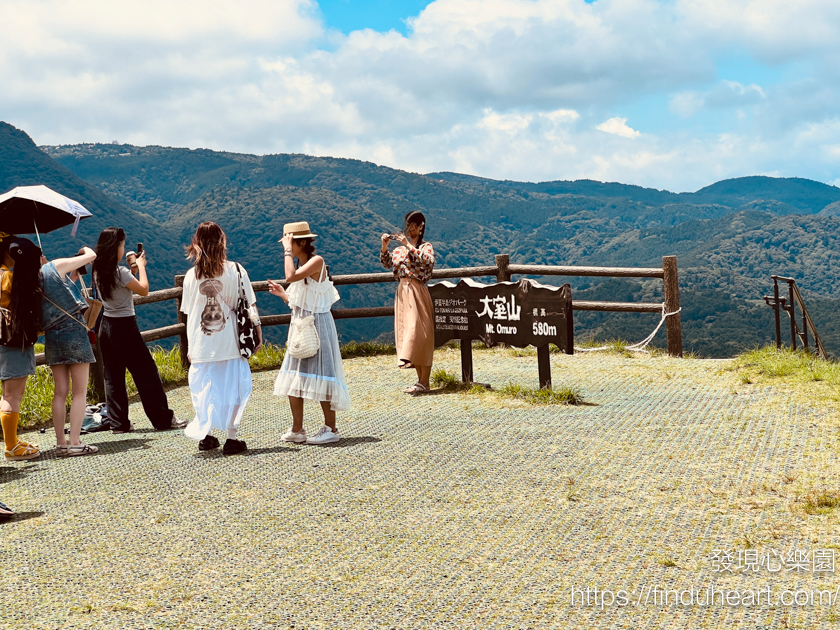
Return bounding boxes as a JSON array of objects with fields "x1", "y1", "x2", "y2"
[
  {"x1": 677, "y1": 0, "x2": 840, "y2": 64},
  {"x1": 596, "y1": 118, "x2": 641, "y2": 139},
  {"x1": 1, "y1": 0, "x2": 840, "y2": 191},
  {"x1": 705, "y1": 80, "x2": 766, "y2": 108},
  {"x1": 669, "y1": 91, "x2": 704, "y2": 118}
]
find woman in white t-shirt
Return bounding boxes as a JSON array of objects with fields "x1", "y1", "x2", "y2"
[{"x1": 180, "y1": 222, "x2": 262, "y2": 455}]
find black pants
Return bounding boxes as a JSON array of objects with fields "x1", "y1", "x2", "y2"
[{"x1": 100, "y1": 315, "x2": 174, "y2": 431}]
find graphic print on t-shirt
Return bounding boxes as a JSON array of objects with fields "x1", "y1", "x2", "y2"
[{"x1": 198, "y1": 279, "x2": 228, "y2": 335}]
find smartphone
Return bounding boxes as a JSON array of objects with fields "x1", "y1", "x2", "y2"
[{"x1": 137, "y1": 242, "x2": 144, "y2": 255}]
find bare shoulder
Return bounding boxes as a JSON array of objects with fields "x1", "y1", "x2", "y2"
[{"x1": 310, "y1": 255, "x2": 326, "y2": 279}]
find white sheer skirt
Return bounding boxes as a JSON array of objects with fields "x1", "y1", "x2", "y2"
[
  {"x1": 273, "y1": 308, "x2": 351, "y2": 411},
  {"x1": 185, "y1": 358, "x2": 253, "y2": 440}
]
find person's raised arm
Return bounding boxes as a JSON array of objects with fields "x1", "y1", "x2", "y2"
[
  {"x1": 53, "y1": 247, "x2": 96, "y2": 277},
  {"x1": 280, "y1": 234, "x2": 324, "y2": 283},
  {"x1": 125, "y1": 251, "x2": 149, "y2": 296},
  {"x1": 380, "y1": 233, "x2": 393, "y2": 268},
  {"x1": 284, "y1": 255, "x2": 323, "y2": 283}
]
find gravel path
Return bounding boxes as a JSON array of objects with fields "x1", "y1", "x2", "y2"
[{"x1": 2, "y1": 349, "x2": 839, "y2": 629}]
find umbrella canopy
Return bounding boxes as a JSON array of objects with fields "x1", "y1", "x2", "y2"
[{"x1": 0, "y1": 185, "x2": 92, "y2": 237}]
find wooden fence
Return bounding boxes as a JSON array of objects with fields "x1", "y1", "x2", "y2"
[{"x1": 36, "y1": 254, "x2": 682, "y2": 395}]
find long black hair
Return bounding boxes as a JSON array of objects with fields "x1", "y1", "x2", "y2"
[
  {"x1": 294, "y1": 237, "x2": 318, "y2": 284},
  {"x1": 404, "y1": 211, "x2": 426, "y2": 246},
  {"x1": 92, "y1": 227, "x2": 125, "y2": 301},
  {"x1": 6, "y1": 238, "x2": 42, "y2": 345}
]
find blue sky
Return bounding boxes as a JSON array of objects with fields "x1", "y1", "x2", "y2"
[
  {"x1": 318, "y1": 0, "x2": 433, "y2": 35},
  {"x1": 1, "y1": 0, "x2": 839, "y2": 192}
]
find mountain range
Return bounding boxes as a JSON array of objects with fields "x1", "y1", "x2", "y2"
[{"x1": 2, "y1": 120, "x2": 839, "y2": 357}]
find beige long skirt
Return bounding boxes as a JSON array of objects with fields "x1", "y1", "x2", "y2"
[{"x1": 394, "y1": 278, "x2": 434, "y2": 367}]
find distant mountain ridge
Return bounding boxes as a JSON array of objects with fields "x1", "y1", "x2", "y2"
[
  {"x1": 2, "y1": 120, "x2": 840, "y2": 357},
  {"x1": 428, "y1": 172, "x2": 840, "y2": 215}
]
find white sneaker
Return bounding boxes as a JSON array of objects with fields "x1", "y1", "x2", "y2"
[
  {"x1": 306, "y1": 425, "x2": 340, "y2": 445},
  {"x1": 281, "y1": 428, "x2": 307, "y2": 443}
]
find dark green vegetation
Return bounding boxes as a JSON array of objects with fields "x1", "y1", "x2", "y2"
[{"x1": 3, "y1": 120, "x2": 840, "y2": 357}]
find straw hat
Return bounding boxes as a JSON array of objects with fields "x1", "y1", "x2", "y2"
[{"x1": 280, "y1": 221, "x2": 318, "y2": 241}]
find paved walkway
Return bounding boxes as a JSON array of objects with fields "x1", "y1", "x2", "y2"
[{"x1": 2, "y1": 348, "x2": 839, "y2": 629}]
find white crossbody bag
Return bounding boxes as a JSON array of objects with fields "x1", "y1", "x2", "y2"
[{"x1": 286, "y1": 263, "x2": 326, "y2": 359}]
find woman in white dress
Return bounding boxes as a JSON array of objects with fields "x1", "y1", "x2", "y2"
[
  {"x1": 268, "y1": 221, "x2": 350, "y2": 445},
  {"x1": 181, "y1": 222, "x2": 262, "y2": 455}
]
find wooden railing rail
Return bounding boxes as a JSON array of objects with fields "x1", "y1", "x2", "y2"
[{"x1": 35, "y1": 254, "x2": 683, "y2": 374}]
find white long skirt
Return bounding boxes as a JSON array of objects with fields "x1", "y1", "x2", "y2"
[
  {"x1": 185, "y1": 358, "x2": 253, "y2": 440},
  {"x1": 273, "y1": 309, "x2": 351, "y2": 411}
]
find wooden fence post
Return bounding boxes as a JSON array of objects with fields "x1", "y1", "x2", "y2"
[
  {"x1": 537, "y1": 345, "x2": 551, "y2": 389},
  {"x1": 175, "y1": 275, "x2": 189, "y2": 369},
  {"x1": 662, "y1": 255, "x2": 683, "y2": 357},
  {"x1": 461, "y1": 340, "x2": 473, "y2": 384},
  {"x1": 495, "y1": 254, "x2": 511, "y2": 282}
]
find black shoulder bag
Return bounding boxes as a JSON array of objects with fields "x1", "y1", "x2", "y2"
[{"x1": 234, "y1": 263, "x2": 259, "y2": 359}]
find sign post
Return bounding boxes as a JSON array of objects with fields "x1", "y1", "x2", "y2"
[{"x1": 430, "y1": 278, "x2": 573, "y2": 389}]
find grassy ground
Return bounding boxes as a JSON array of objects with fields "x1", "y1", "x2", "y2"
[
  {"x1": 9, "y1": 341, "x2": 396, "y2": 428},
  {"x1": 430, "y1": 366, "x2": 583, "y2": 404},
  {"x1": 6, "y1": 347, "x2": 840, "y2": 628},
  {"x1": 10, "y1": 342, "x2": 839, "y2": 428},
  {"x1": 729, "y1": 345, "x2": 840, "y2": 406}
]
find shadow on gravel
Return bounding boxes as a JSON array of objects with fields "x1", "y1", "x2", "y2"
[
  {"x1": 315, "y1": 436, "x2": 381, "y2": 448},
  {"x1": 0, "y1": 511, "x2": 45, "y2": 523},
  {"x1": 189, "y1": 437, "x2": 381, "y2": 457},
  {"x1": 243, "y1": 446, "x2": 303, "y2": 456},
  {"x1": 96, "y1": 438, "x2": 156, "y2": 454},
  {"x1": 0, "y1": 464, "x2": 40, "y2": 484}
]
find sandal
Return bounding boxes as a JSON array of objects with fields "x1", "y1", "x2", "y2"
[
  {"x1": 66, "y1": 442, "x2": 99, "y2": 457},
  {"x1": 4, "y1": 441, "x2": 40, "y2": 461},
  {"x1": 404, "y1": 383, "x2": 429, "y2": 395},
  {"x1": 398, "y1": 360, "x2": 414, "y2": 370}
]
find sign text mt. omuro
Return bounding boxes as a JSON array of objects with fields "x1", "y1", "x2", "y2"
[{"x1": 429, "y1": 278, "x2": 574, "y2": 388}]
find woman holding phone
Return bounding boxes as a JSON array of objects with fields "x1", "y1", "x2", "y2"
[
  {"x1": 380, "y1": 211, "x2": 436, "y2": 394},
  {"x1": 92, "y1": 227, "x2": 187, "y2": 433}
]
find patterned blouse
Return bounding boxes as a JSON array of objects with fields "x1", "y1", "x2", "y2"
[{"x1": 381, "y1": 242, "x2": 436, "y2": 284}]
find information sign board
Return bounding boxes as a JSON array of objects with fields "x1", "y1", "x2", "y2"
[{"x1": 430, "y1": 278, "x2": 573, "y2": 351}]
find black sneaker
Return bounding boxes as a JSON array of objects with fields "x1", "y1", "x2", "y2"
[
  {"x1": 198, "y1": 435, "x2": 220, "y2": 451},
  {"x1": 222, "y1": 439, "x2": 247, "y2": 456}
]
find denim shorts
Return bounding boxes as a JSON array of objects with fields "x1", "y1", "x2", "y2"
[
  {"x1": 0, "y1": 344, "x2": 36, "y2": 381},
  {"x1": 45, "y1": 315, "x2": 96, "y2": 366}
]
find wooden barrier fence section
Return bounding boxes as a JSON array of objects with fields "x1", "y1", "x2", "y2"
[{"x1": 35, "y1": 255, "x2": 683, "y2": 375}]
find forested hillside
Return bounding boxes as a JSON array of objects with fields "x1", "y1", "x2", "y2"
[{"x1": 3, "y1": 120, "x2": 839, "y2": 357}]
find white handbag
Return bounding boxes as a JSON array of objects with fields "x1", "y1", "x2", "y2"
[{"x1": 287, "y1": 314, "x2": 320, "y2": 359}]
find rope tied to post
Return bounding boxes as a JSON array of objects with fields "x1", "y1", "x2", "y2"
[{"x1": 575, "y1": 304, "x2": 682, "y2": 354}]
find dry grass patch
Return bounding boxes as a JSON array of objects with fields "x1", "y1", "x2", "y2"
[
  {"x1": 729, "y1": 346, "x2": 840, "y2": 406},
  {"x1": 431, "y1": 367, "x2": 582, "y2": 405}
]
